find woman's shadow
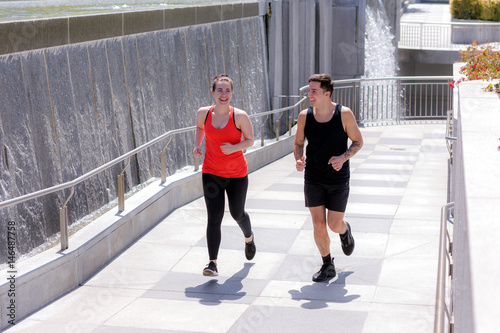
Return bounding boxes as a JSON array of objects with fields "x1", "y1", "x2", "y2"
[
  {"x1": 288, "y1": 271, "x2": 360, "y2": 309},
  {"x1": 185, "y1": 262, "x2": 254, "y2": 305}
]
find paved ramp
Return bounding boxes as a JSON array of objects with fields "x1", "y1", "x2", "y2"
[{"x1": 5, "y1": 123, "x2": 449, "y2": 333}]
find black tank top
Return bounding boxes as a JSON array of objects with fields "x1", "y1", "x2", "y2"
[{"x1": 304, "y1": 104, "x2": 350, "y2": 185}]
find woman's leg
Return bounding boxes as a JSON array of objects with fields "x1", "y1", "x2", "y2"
[
  {"x1": 202, "y1": 173, "x2": 227, "y2": 261},
  {"x1": 226, "y1": 176, "x2": 252, "y2": 239}
]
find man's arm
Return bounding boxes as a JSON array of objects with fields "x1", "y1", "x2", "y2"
[
  {"x1": 294, "y1": 110, "x2": 307, "y2": 172},
  {"x1": 329, "y1": 107, "x2": 363, "y2": 171}
]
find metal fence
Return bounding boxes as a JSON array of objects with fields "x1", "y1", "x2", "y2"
[
  {"x1": 330, "y1": 76, "x2": 453, "y2": 125},
  {"x1": 399, "y1": 21, "x2": 500, "y2": 50}
]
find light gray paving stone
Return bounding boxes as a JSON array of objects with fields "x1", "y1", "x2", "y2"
[
  {"x1": 7, "y1": 122, "x2": 449, "y2": 333},
  {"x1": 228, "y1": 305, "x2": 367, "y2": 333}
]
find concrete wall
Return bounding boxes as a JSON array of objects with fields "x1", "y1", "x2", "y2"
[
  {"x1": 451, "y1": 21, "x2": 500, "y2": 44},
  {"x1": 267, "y1": 0, "x2": 366, "y2": 107},
  {"x1": 398, "y1": 48, "x2": 459, "y2": 76},
  {"x1": 450, "y1": 63, "x2": 500, "y2": 332},
  {"x1": 0, "y1": 2, "x2": 271, "y2": 265},
  {"x1": 0, "y1": 3, "x2": 261, "y2": 55}
]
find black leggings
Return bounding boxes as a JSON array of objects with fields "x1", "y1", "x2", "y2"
[{"x1": 202, "y1": 173, "x2": 252, "y2": 260}]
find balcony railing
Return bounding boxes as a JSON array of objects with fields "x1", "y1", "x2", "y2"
[
  {"x1": 399, "y1": 21, "x2": 500, "y2": 50},
  {"x1": 329, "y1": 76, "x2": 453, "y2": 125}
]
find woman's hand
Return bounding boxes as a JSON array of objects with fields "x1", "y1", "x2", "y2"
[
  {"x1": 193, "y1": 146, "x2": 202, "y2": 158},
  {"x1": 220, "y1": 142, "x2": 235, "y2": 155}
]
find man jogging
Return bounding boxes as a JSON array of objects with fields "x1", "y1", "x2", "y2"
[{"x1": 294, "y1": 73, "x2": 363, "y2": 282}]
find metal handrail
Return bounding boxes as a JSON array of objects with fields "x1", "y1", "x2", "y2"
[
  {"x1": 0, "y1": 97, "x2": 307, "y2": 211},
  {"x1": 0, "y1": 125, "x2": 195, "y2": 210},
  {"x1": 435, "y1": 202, "x2": 455, "y2": 333},
  {"x1": 0, "y1": 91, "x2": 307, "y2": 250}
]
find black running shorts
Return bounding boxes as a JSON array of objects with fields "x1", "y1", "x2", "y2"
[{"x1": 304, "y1": 180, "x2": 350, "y2": 212}]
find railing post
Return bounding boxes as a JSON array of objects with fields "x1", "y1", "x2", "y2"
[
  {"x1": 275, "y1": 120, "x2": 279, "y2": 141},
  {"x1": 419, "y1": 22, "x2": 423, "y2": 49},
  {"x1": 396, "y1": 79, "x2": 402, "y2": 124},
  {"x1": 117, "y1": 173, "x2": 125, "y2": 212},
  {"x1": 261, "y1": 124, "x2": 265, "y2": 147},
  {"x1": 160, "y1": 136, "x2": 172, "y2": 183},
  {"x1": 434, "y1": 202, "x2": 454, "y2": 333},
  {"x1": 59, "y1": 186, "x2": 74, "y2": 250},
  {"x1": 59, "y1": 206, "x2": 68, "y2": 250},
  {"x1": 118, "y1": 157, "x2": 130, "y2": 212},
  {"x1": 161, "y1": 150, "x2": 167, "y2": 182},
  {"x1": 194, "y1": 156, "x2": 199, "y2": 171},
  {"x1": 351, "y1": 81, "x2": 358, "y2": 122}
]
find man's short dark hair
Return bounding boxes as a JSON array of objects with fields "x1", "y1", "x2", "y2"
[{"x1": 308, "y1": 74, "x2": 334, "y2": 97}]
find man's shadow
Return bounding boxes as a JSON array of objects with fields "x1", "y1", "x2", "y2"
[
  {"x1": 289, "y1": 271, "x2": 360, "y2": 309},
  {"x1": 185, "y1": 262, "x2": 254, "y2": 305}
]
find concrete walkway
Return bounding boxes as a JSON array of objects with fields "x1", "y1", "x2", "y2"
[
  {"x1": 4, "y1": 122, "x2": 449, "y2": 333},
  {"x1": 401, "y1": 2, "x2": 451, "y2": 23}
]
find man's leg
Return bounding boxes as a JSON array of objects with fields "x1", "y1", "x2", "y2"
[
  {"x1": 310, "y1": 206, "x2": 337, "y2": 282},
  {"x1": 309, "y1": 206, "x2": 330, "y2": 257},
  {"x1": 327, "y1": 210, "x2": 355, "y2": 256},
  {"x1": 327, "y1": 210, "x2": 347, "y2": 234}
]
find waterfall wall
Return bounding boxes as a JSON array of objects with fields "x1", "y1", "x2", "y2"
[
  {"x1": 0, "y1": 2, "x2": 269, "y2": 265},
  {"x1": 267, "y1": 0, "x2": 366, "y2": 106}
]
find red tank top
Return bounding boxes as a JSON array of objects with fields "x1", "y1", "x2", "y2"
[{"x1": 202, "y1": 106, "x2": 248, "y2": 178}]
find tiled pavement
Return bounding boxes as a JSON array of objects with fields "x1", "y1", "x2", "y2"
[
  {"x1": 5, "y1": 122, "x2": 450, "y2": 333},
  {"x1": 401, "y1": 2, "x2": 451, "y2": 23}
]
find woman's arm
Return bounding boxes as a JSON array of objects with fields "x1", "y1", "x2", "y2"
[{"x1": 193, "y1": 107, "x2": 209, "y2": 157}]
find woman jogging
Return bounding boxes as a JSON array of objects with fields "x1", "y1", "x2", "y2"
[{"x1": 193, "y1": 74, "x2": 256, "y2": 277}]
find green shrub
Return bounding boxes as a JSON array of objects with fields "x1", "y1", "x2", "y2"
[
  {"x1": 480, "y1": 0, "x2": 500, "y2": 21},
  {"x1": 451, "y1": 0, "x2": 483, "y2": 20},
  {"x1": 451, "y1": 0, "x2": 500, "y2": 21}
]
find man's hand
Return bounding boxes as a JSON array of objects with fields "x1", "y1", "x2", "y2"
[
  {"x1": 328, "y1": 155, "x2": 345, "y2": 171},
  {"x1": 296, "y1": 156, "x2": 306, "y2": 172}
]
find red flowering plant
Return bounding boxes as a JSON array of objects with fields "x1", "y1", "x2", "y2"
[{"x1": 450, "y1": 40, "x2": 500, "y2": 93}]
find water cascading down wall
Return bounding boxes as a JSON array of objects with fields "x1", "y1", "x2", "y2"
[{"x1": 0, "y1": 2, "x2": 269, "y2": 265}]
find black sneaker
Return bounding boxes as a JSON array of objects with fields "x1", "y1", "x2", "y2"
[
  {"x1": 340, "y1": 222, "x2": 355, "y2": 256},
  {"x1": 245, "y1": 233, "x2": 256, "y2": 260},
  {"x1": 203, "y1": 261, "x2": 218, "y2": 276},
  {"x1": 312, "y1": 259, "x2": 336, "y2": 282}
]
